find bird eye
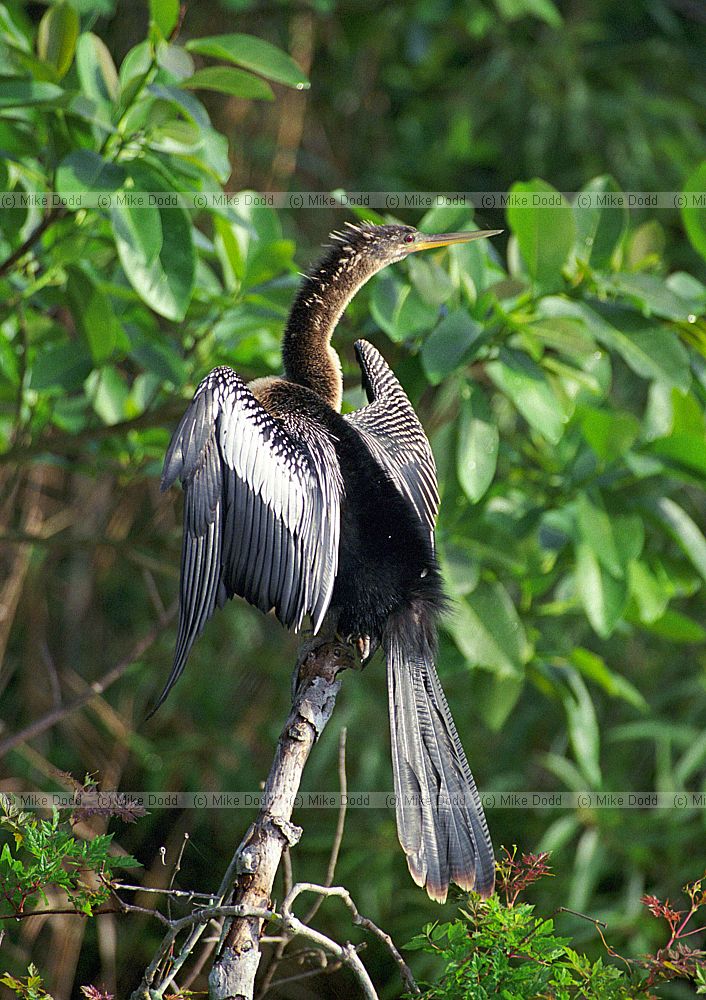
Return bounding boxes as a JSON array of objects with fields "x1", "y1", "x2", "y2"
[{"x1": 404, "y1": 234, "x2": 415, "y2": 244}]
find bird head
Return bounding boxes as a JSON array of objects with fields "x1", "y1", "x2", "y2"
[{"x1": 331, "y1": 221, "x2": 502, "y2": 267}]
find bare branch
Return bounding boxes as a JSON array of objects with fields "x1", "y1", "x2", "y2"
[
  {"x1": 208, "y1": 636, "x2": 353, "y2": 1000},
  {"x1": 283, "y1": 883, "x2": 419, "y2": 996},
  {"x1": 304, "y1": 726, "x2": 348, "y2": 925}
]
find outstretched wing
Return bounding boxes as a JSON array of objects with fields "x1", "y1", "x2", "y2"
[
  {"x1": 345, "y1": 339, "x2": 439, "y2": 546},
  {"x1": 157, "y1": 367, "x2": 342, "y2": 711}
]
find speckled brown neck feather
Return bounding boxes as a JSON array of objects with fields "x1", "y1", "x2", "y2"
[{"x1": 282, "y1": 226, "x2": 386, "y2": 411}]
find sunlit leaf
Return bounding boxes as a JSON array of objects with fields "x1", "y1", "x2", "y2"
[
  {"x1": 487, "y1": 347, "x2": 567, "y2": 443},
  {"x1": 681, "y1": 161, "x2": 706, "y2": 263},
  {"x1": 421, "y1": 310, "x2": 482, "y2": 383},
  {"x1": 575, "y1": 491, "x2": 623, "y2": 578},
  {"x1": 562, "y1": 670, "x2": 602, "y2": 788},
  {"x1": 573, "y1": 175, "x2": 627, "y2": 269},
  {"x1": 110, "y1": 191, "x2": 194, "y2": 322},
  {"x1": 150, "y1": 0, "x2": 179, "y2": 38},
  {"x1": 651, "y1": 496, "x2": 706, "y2": 584},
  {"x1": 456, "y1": 385, "x2": 498, "y2": 502},
  {"x1": 185, "y1": 33, "x2": 309, "y2": 89},
  {"x1": 446, "y1": 581, "x2": 530, "y2": 677},
  {"x1": 182, "y1": 66, "x2": 274, "y2": 101},
  {"x1": 37, "y1": 3, "x2": 79, "y2": 78},
  {"x1": 75, "y1": 32, "x2": 119, "y2": 104},
  {"x1": 506, "y1": 179, "x2": 575, "y2": 287},
  {"x1": 574, "y1": 542, "x2": 628, "y2": 637},
  {"x1": 569, "y1": 647, "x2": 647, "y2": 711}
]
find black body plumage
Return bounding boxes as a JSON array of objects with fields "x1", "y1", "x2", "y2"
[{"x1": 160, "y1": 222, "x2": 496, "y2": 901}]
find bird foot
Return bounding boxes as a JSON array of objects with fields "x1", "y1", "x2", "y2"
[
  {"x1": 341, "y1": 633, "x2": 378, "y2": 668},
  {"x1": 292, "y1": 633, "x2": 355, "y2": 697}
]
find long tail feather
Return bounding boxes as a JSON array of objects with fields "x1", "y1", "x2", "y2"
[{"x1": 385, "y1": 604, "x2": 495, "y2": 902}]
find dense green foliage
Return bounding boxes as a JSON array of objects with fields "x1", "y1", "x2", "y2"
[
  {"x1": 406, "y1": 851, "x2": 706, "y2": 998},
  {"x1": 1, "y1": 0, "x2": 705, "y2": 995},
  {"x1": 0, "y1": 794, "x2": 140, "y2": 917}
]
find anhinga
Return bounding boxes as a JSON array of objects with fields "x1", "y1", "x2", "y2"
[{"x1": 159, "y1": 222, "x2": 501, "y2": 902}]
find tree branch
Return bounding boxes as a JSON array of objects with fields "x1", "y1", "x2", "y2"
[
  {"x1": 208, "y1": 636, "x2": 353, "y2": 1000},
  {"x1": 0, "y1": 208, "x2": 63, "y2": 280},
  {"x1": 282, "y1": 883, "x2": 419, "y2": 997}
]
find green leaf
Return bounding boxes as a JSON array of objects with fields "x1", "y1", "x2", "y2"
[
  {"x1": 494, "y1": 0, "x2": 562, "y2": 26},
  {"x1": 446, "y1": 581, "x2": 530, "y2": 677},
  {"x1": 626, "y1": 219, "x2": 665, "y2": 269},
  {"x1": 127, "y1": 330, "x2": 186, "y2": 385},
  {"x1": 524, "y1": 316, "x2": 596, "y2": 360},
  {"x1": 603, "y1": 271, "x2": 700, "y2": 321},
  {"x1": 119, "y1": 40, "x2": 152, "y2": 90},
  {"x1": 185, "y1": 33, "x2": 310, "y2": 89},
  {"x1": 487, "y1": 348, "x2": 567, "y2": 443},
  {"x1": 112, "y1": 198, "x2": 194, "y2": 320},
  {"x1": 647, "y1": 433, "x2": 706, "y2": 479},
  {"x1": 66, "y1": 266, "x2": 125, "y2": 364},
  {"x1": 75, "y1": 32, "x2": 119, "y2": 104},
  {"x1": 574, "y1": 542, "x2": 628, "y2": 638},
  {"x1": 562, "y1": 670, "x2": 602, "y2": 788},
  {"x1": 637, "y1": 608, "x2": 706, "y2": 644},
  {"x1": 30, "y1": 342, "x2": 93, "y2": 391},
  {"x1": 182, "y1": 66, "x2": 274, "y2": 101},
  {"x1": 86, "y1": 366, "x2": 129, "y2": 424},
  {"x1": 456, "y1": 385, "x2": 498, "y2": 502},
  {"x1": 573, "y1": 175, "x2": 628, "y2": 269},
  {"x1": 407, "y1": 254, "x2": 454, "y2": 306},
  {"x1": 575, "y1": 492, "x2": 623, "y2": 578},
  {"x1": 506, "y1": 179, "x2": 575, "y2": 287},
  {"x1": 150, "y1": 0, "x2": 179, "y2": 38},
  {"x1": 651, "y1": 496, "x2": 706, "y2": 584},
  {"x1": 578, "y1": 406, "x2": 640, "y2": 463},
  {"x1": 420, "y1": 310, "x2": 482, "y2": 383},
  {"x1": 157, "y1": 42, "x2": 194, "y2": 80},
  {"x1": 0, "y1": 4, "x2": 31, "y2": 52},
  {"x1": 569, "y1": 647, "x2": 647, "y2": 711},
  {"x1": 628, "y1": 559, "x2": 669, "y2": 625},
  {"x1": 0, "y1": 78, "x2": 63, "y2": 107},
  {"x1": 110, "y1": 163, "x2": 195, "y2": 321},
  {"x1": 681, "y1": 161, "x2": 706, "y2": 263},
  {"x1": 546, "y1": 298, "x2": 690, "y2": 391},
  {"x1": 467, "y1": 671, "x2": 524, "y2": 731},
  {"x1": 37, "y1": 2, "x2": 79, "y2": 78},
  {"x1": 370, "y1": 274, "x2": 437, "y2": 343},
  {"x1": 55, "y1": 150, "x2": 126, "y2": 197},
  {"x1": 439, "y1": 540, "x2": 480, "y2": 597},
  {"x1": 612, "y1": 513, "x2": 644, "y2": 566}
]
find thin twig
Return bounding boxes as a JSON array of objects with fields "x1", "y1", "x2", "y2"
[
  {"x1": 304, "y1": 726, "x2": 348, "y2": 924},
  {"x1": 283, "y1": 883, "x2": 419, "y2": 996},
  {"x1": 113, "y1": 883, "x2": 214, "y2": 903},
  {"x1": 281, "y1": 887, "x2": 377, "y2": 1000},
  {"x1": 556, "y1": 906, "x2": 607, "y2": 929},
  {"x1": 0, "y1": 208, "x2": 63, "y2": 279}
]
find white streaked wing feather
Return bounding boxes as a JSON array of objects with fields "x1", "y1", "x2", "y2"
[{"x1": 156, "y1": 366, "x2": 342, "y2": 710}]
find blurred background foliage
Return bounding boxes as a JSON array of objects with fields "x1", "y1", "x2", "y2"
[{"x1": 0, "y1": 0, "x2": 705, "y2": 996}]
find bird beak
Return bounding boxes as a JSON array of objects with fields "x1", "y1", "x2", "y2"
[{"x1": 410, "y1": 230, "x2": 503, "y2": 252}]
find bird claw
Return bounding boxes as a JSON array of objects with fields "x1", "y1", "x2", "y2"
[{"x1": 339, "y1": 632, "x2": 376, "y2": 668}]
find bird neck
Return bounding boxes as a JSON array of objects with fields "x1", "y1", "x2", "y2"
[{"x1": 282, "y1": 234, "x2": 382, "y2": 411}]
